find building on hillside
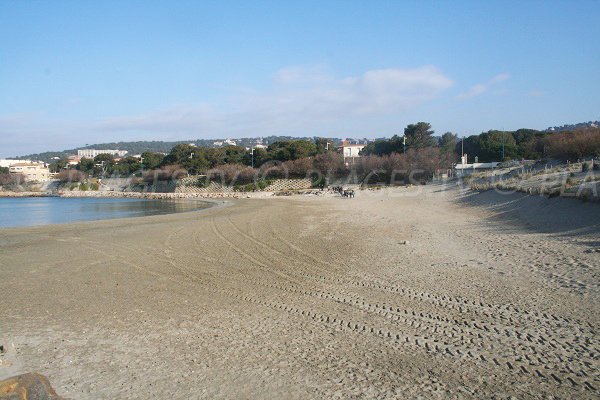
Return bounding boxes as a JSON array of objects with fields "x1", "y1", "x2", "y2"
[
  {"x1": 77, "y1": 149, "x2": 128, "y2": 158},
  {"x1": 224, "y1": 139, "x2": 237, "y2": 146},
  {"x1": 67, "y1": 155, "x2": 82, "y2": 165},
  {"x1": 0, "y1": 159, "x2": 32, "y2": 168},
  {"x1": 340, "y1": 140, "x2": 367, "y2": 165},
  {"x1": 9, "y1": 163, "x2": 51, "y2": 181},
  {"x1": 213, "y1": 141, "x2": 224, "y2": 147}
]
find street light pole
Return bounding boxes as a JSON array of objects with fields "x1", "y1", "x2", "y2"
[
  {"x1": 403, "y1": 136, "x2": 406, "y2": 154},
  {"x1": 251, "y1": 147, "x2": 254, "y2": 168},
  {"x1": 502, "y1": 128, "x2": 505, "y2": 161}
]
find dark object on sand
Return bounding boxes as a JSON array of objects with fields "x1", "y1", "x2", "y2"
[{"x1": 0, "y1": 372, "x2": 64, "y2": 400}]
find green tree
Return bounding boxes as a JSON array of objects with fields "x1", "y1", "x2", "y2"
[
  {"x1": 361, "y1": 135, "x2": 404, "y2": 156},
  {"x1": 141, "y1": 152, "x2": 164, "y2": 170},
  {"x1": 77, "y1": 158, "x2": 95, "y2": 173},
  {"x1": 268, "y1": 140, "x2": 317, "y2": 161},
  {"x1": 93, "y1": 154, "x2": 115, "y2": 176},
  {"x1": 477, "y1": 130, "x2": 518, "y2": 162},
  {"x1": 241, "y1": 147, "x2": 268, "y2": 167},
  {"x1": 440, "y1": 132, "x2": 458, "y2": 156},
  {"x1": 186, "y1": 152, "x2": 210, "y2": 174},
  {"x1": 314, "y1": 137, "x2": 333, "y2": 154},
  {"x1": 49, "y1": 158, "x2": 69, "y2": 173},
  {"x1": 513, "y1": 129, "x2": 544, "y2": 159},
  {"x1": 162, "y1": 144, "x2": 197, "y2": 166},
  {"x1": 404, "y1": 122, "x2": 437, "y2": 149},
  {"x1": 113, "y1": 156, "x2": 141, "y2": 176}
]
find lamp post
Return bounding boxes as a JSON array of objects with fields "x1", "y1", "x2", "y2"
[
  {"x1": 403, "y1": 136, "x2": 406, "y2": 154},
  {"x1": 502, "y1": 128, "x2": 505, "y2": 161},
  {"x1": 251, "y1": 147, "x2": 255, "y2": 168}
]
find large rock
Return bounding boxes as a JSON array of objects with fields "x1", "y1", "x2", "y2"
[{"x1": 0, "y1": 373, "x2": 64, "y2": 400}]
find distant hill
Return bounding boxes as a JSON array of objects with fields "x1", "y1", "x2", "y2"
[
  {"x1": 15, "y1": 136, "x2": 343, "y2": 163},
  {"x1": 545, "y1": 120, "x2": 599, "y2": 132}
]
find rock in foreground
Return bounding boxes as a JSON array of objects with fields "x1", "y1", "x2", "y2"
[{"x1": 0, "y1": 373, "x2": 64, "y2": 400}]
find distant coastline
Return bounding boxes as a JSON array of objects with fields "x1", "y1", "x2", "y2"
[
  {"x1": 0, "y1": 190, "x2": 251, "y2": 199},
  {"x1": 0, "y1": 191, "x2": 57, "y2": 198}
]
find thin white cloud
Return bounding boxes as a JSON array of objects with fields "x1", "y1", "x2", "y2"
[
  {"x1": 0, "y1": 65, "x2": 454, "y2": 156},
  {"x1": 490, "y1": 73, "x2": 511, "y2": 83},
  {"x1": 456, "y1": 73, "x2": 511, "y2": 100},
  {"x1": 93, "y1": 65, "x2": 453, "y2": 135}
]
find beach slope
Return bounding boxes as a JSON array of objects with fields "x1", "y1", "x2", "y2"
[{"x1": 0, "y1": 185, "x2": 598, "y2": 399}]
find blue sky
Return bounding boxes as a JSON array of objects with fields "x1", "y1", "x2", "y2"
[{"x1": 1, "y1": 0, "x2": 599, "y2": 157}]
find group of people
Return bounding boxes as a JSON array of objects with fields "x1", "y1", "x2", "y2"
[{"x1": 331, "y1": 186, "x2": 355, "y2": 198}]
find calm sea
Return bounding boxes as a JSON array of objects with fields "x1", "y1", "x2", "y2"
[{"x1": 0, "y1": 197, "x2": 210, "y2": 228}]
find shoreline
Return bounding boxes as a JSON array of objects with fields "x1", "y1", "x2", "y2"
[{"x1": 0, "y1": 190, "x2": 266, "y2": 199}]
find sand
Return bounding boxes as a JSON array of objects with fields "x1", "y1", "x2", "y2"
[{"x1": 0, "y1": 184, "x2": 598, "y2": 399}]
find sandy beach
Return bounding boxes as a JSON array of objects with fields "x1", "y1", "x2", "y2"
[{"x1": 0, "y1": 184, "x2": 598, "y2": 399}]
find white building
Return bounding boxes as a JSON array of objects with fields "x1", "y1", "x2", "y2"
[
  {"x1": 67, "y1": 155, "x2": 83, "y2": 165},
  {"x1": 224, "y1": 139, "x2": 237, "y2": 146},
  {"x1": 0, "y1": 159, "x2": 32, "y2": 168},
  {"x1": 341, "y1": 140, "x2": 367, "y2": 164},
  {"x1": 454, "y1": 162, "x2": 500, "y2": 171},
  {"x1": 9, "y1": 163, "x2": 51, "y2": 181},
  {"x1": 77, "y1": 149, "x2": 128, "y2": 158},
  {"x1": 454, "y1": 154, "x2": 501, "y2": 175}
]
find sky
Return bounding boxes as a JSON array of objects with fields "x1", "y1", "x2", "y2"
[{"x1": 1, "y1": 0, "x2": 599, "y2": 157}]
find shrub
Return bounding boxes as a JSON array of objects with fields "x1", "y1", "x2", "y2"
[
  {"x1": 255, "y1": 161, "x2": 288, "y2": 180},
  {"x1": 565, "y1": 177, "x2": 575, "y2": 188},
  {"x1": 233, "y1": 179, "x2": 272, "y2": 192},
  {"x1": 544, "y1": 128, "x2": 600, "y2": 161},
  {"x1": 312, "y1": 176, "x2": 327, "y2": 188},
  {"x1": 313, "y1": 152, "x2": 345, "y2": 177},
  {"x1": 207, "y1": 164, "x2": 256, "y2": 186},
  {"x1": 353, "y1": 147, "x2": 452, "y2": 185},
  {"x1": 256, "y1": 179, "x2": 272, "y2": 190},
  {"x1": 57, "y1": 170, "x2": 85, "y2": 183},
  {"x1": 143, "y1": 165, "x2": 187, "y2": 183},
  {"x1": 0, "y1": 173, "x2": 25, "y2": 186}
]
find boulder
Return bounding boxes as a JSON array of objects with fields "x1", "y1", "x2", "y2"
[{"x1": 0, "y1": 373, "x2": 64, "y2": 400}]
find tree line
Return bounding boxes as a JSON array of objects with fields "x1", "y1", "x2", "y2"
[
  {"x1": 362, "y1": 123, "x2": 600, "y2": 163},
  {"x1": 44, "y1": 123, "x2": 600, "y2": 186}
]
